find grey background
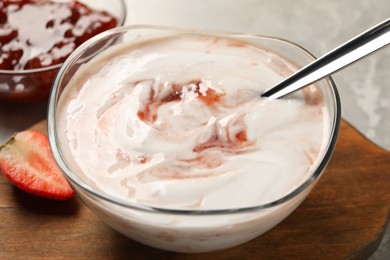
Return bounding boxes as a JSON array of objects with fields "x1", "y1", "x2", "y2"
[{"x1": 0, "y1": 0, "x2": 388, "y2": 258}]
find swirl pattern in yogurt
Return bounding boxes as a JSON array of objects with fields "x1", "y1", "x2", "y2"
[{"x1": 57, "y1": 35, "x2": 330, "y2": 210}]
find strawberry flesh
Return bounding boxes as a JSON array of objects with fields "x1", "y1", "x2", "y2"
[{"x1": 0, "y1": 130, "x2": 74, "y2": 200}]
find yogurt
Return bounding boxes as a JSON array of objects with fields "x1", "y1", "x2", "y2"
[
  {"x1": 56, "y1": 35, "x2": 330, "y2": 211},
  {"x1": 53, "y1": 31, "x2": 338, "y2": 252}
]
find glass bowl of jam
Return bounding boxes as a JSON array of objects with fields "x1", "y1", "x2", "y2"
[{"x1": 0, "y1": 0, "x2": 127, "y2": 103}]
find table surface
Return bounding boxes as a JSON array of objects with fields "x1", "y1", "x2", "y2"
[{"x1": 1, "y1": 0, "x2": 389, "y2": 258}]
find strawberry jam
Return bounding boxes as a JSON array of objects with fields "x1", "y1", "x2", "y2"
[{"x1": 0, "y1": 0, "x2": 118, "y2": 102}]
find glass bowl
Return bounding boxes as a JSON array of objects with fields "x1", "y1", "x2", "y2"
[
  {"x1": 48, "y1": 25, "x2": 341, "y2": 253},
  {"x1": 0, "y1": 0, "x2": 127, "y2": 103}
]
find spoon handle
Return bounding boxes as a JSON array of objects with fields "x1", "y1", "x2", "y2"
[{"x1": 262, "y1": 18, "x2": 390, "y2": 100}]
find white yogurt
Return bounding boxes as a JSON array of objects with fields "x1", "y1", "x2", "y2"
[
  {"x1": 57, "y1": 35, "x2": 330, "y2": 211},
  {"x1": 54, "y1": 33, "x2": 335, "y2": 252}
]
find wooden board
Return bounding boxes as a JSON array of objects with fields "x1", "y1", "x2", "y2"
[{"x1": 0, "y1": 120, "x2": 389, "y2": 259}]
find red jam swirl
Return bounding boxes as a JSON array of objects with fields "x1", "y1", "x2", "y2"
[
  {"x1": 0, "y1": 0, "x2": 118, "y2": 70},
  {"x1": 137, "y1": 80, "x2": 224, "y2": 123}
]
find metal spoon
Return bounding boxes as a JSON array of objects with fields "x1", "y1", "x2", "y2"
[{"x1": 261, "y1": 18, "x2": 390, "y2": 100}]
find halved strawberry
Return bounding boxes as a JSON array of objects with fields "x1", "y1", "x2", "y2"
[{"x1": 0, "y1": 130, "x2": 74, "y2": 200}]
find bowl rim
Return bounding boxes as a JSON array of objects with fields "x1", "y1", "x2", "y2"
[
  {"x1": 0, "y1": 0, "x2": 127, "y2": 75},
  {"x1": 47, "y1": 24, "x2": 341, "y2": 215}
]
